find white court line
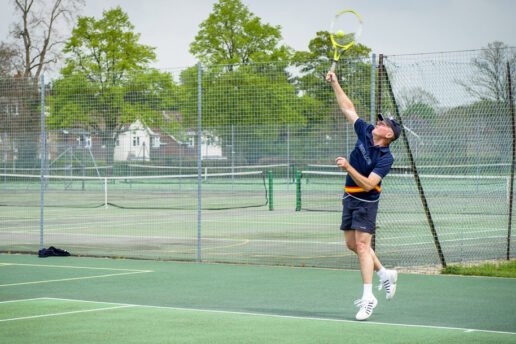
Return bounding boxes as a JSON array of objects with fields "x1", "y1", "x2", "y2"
[
  {"x1": 0, "y1": 263, "x2": 153, "y2": 287},
  {"x1": 0, "y1": 271, "x2": 151, "y2": 287},
  {"x1": 0, "y1": 298, "x2": 50, "y2": 304},
  {"x1": 0, "y1": 305, "x2": 135, "y2": 322},
  {"x1": 3, "y1": 263, "x2": 152, "y2": 272},
  {"x1": 35, "y1": 297, "x2": 516, "y2": 336}
]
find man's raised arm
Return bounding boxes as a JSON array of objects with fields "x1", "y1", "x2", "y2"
[{"x1": 326, "y1": 71, "x2": 359, "y2": 126}]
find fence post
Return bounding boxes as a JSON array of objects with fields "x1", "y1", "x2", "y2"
[
  {"x1": 376, "y1": 54, "x2": 383, "y2": 119},
  {"x1": 370, "y1": 53, "x2": 376, "y2": 124},
  {"x1": 506, "y1": 61, "x2": 515, "y2": 260},
  {"x1": 197, "y1": 63, "x2": 202, "y2": 263},
  {"x1": 39, "y1": 75, "x2": 46, "y2": 251}
]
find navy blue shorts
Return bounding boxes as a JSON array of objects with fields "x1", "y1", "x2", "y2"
[{"x1": 340, "y1": 195, "x2": 379, "y2": 234}]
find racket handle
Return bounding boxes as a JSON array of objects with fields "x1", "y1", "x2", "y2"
[{"x1": 329, "y1": 60, "x2": 337, "y2": 73}]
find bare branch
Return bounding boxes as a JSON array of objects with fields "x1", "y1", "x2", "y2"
[
  {"x1": 460, "y1": 41, "x2": 516, "y2": 103},
  {"x1": 9, "y1": 0, "x2": 84, "y2": 78},
  {"x1": 0, "y1": 41, "x2": 19, "y2": 76}
]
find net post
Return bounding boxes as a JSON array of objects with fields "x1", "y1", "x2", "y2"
[
  {"x1": 104, "y1": 177, "x2": 108, "y2": 208},
  {"x1": 268, "y1": 170, "x2": 273, "y2": 211},
  {"x1": 295, "y1": 170, "x2": 302, "y2": 211}
]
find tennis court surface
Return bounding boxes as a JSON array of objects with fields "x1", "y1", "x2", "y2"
[{"x1": 1, "y1": 254, "x2": 514, "y2": 344}]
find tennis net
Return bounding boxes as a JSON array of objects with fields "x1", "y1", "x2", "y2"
[
  {"x1": 295, "y1": 170, "x2": 511, "y2": 215},
  {"x1": 0, "y1": 170, "x2": 270, "y2": 210}
]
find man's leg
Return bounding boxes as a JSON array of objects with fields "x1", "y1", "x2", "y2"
[
  {"x1": 343, "y1": 205, "x2": 397, "y2": 301},
  {"x1": 370, "y1": 247, "x2": 382, "y2": 272},
  {"x1": 343, "y1": 231, "x2": 375, "y2": 297},
  {"x1": 345, "y1": 231, "x2": 383, "y2": 273},
  {"x1": 353, "y1": 230, "x2": 377, "y2": 320},
  {"x1": 355, "y1": 230, "x2": 374, "y2": 284},
  {"x1": 344, "y1": 232, "x2": 384, "y2": 296},
  {"x1": 370, "y1": 244, "x2": 398, "y2": 300}
]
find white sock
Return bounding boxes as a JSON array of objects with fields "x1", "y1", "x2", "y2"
[
  {"x1": 377, "y1": 267, "x2": 387, "y2": 281},
  {"x1": 362, "y1": 284, "x2": 374, "y2": 299}
]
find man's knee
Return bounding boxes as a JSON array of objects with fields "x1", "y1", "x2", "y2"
[
  {"x1": 346, "y1": 241, "x2": 357, "y2": 252},
  {"x1": 355, "y1": 241, "x2": 370, "y2": 255}
]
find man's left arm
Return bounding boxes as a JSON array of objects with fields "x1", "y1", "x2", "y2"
[{"x1": 336, "y1": 157, "x2": 382, "y2": 191}]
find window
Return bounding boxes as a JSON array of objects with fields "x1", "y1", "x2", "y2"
[
  {"x1": 132, "y1": 136, "x2": 140, "y2": 147},
  {"x1": 152, "y1": 136, "x2": 160, "y2": 148},
  {"x1": 78, "y1": 135, "x2": 92, "y2": 149},
  {"x1": 4, "y1": 103, "x2": 19, "y2": 116}
]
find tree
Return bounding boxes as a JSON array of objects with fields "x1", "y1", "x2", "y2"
[
  {"x1": 190, "y1": 0, "x2": 291, "y2": 65},
  {"x1": 459, "y1": 41, "x2": 516, "y2": 103},
  {"x1": 0, "y1": 42, "x2": 18, "y2": 77},
  {"x1": 177, "y1": 62, "x2": 312, "y2": 163},
  {"x1": 292, "y1": 31, "x2": 370, "y2": 100},
  {"x1": 10, "y1": 0, "x2": 84, "y2": 79},
  {"x1": 0, "y1": 75, "x2": 39, "y2": 169},
  {"x1": 291, "y1": 31, "x2": 372, "y2": 128},
  {"x1": 399, "y1": 87, "x2": 438, "y2": 120},
  {"x1": 292, "y1": 31, "x2": 371, "y2": 72},
  {"x1": 62, "y1": 7, "x2": 156, "y2": 85},
  {"x1": 50, "y1": 7, "x2": 179, "y2": 165},
  {"x1": 2, "y1": 1, "x2": 83, "y2": 167}
]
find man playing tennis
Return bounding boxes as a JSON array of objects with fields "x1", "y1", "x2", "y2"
[{"x1": 326, "y1": 70, "x2": 400, "y2": 321}]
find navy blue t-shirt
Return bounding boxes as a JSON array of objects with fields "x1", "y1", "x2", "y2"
[{"x1": 345, "y1": 118, "x2": 394, "y2": 200}]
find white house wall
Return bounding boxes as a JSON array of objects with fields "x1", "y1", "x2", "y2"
[
  {"x1": 114, "y1": 120, "x2": 224, "y2": 162},
  {"x1": 114, "y1": 121, "x2": 151, "y2": 162}
]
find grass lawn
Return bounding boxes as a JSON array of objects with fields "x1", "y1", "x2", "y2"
[{"x1": 442, "y1": 259, "x2": 516, "y2": 278}]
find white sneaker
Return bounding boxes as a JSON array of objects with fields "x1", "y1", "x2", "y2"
[
  {"x1": 378, "y1": 269, "x2": 398, "y2": 300},
  {"x1": 354, "y1": 296, "x2": 378, "y2": 321}
]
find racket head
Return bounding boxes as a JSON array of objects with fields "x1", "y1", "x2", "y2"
[{"x1": 330, "y1": 10, "x2": 363, "y2": 51}]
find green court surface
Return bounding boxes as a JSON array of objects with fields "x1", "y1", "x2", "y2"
[{"x1": 1, "y1": 254, "x2": 515, "y2": 343}]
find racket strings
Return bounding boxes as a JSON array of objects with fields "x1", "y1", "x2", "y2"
[{"x1": 330, "y1": 11, "x2": 362, "y2": 49}]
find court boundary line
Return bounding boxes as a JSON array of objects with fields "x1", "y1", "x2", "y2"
[
  {"x1": 0, "y1": 263, "x2": 153, "y2": 287},
  {"x1": 0, "y1": 298, "x2": 50, "y2": 304},
  {"x1": 0, "y1": 299, "x2": 134, "y2": 322},
  {"x1": 1, "y1": 262, "x2": 153, "y2": 272},
  {"x1": 27, "y1": 297, "x2": 515, "y2": 336}
]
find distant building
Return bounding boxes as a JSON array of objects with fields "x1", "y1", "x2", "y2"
[
  {"x1": 114, "y1": 119, "x2": 158, "y2": 162},
  {"x1": 115, "y1": 119, "x2": 224, "y2": 162}
]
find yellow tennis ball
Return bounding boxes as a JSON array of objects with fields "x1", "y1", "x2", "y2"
[{"x1": 335, "y1": 30, "x2": 345, "y2": 39}]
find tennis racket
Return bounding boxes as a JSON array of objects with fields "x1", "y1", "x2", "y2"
[{"x1": 329, "y1": 9, "x2": 363, "y2": 73}]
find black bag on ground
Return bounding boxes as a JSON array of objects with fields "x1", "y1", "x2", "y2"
[{"x1": 38, "y1": 246, "x2": 71, "y2": 257}]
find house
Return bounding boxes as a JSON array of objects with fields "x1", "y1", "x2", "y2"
[
  {"x1": 0, "y1": 95, "x2": 19, "y2": 166},
  {"x1": 114, "y1": 119, "x2": 159, "y2": 162},
  {"x1": 187, "y1": 130, "x2": 225, "y2": 160},
  {"x1": 114, "y1": 119, "x2": 224, "y2": 162},
  {"x1": 149, "y1": 128, "x2": 196, "y2": 163}
]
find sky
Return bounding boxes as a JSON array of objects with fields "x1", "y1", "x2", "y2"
[{"x1": 0, "y1": 0, "x2": 515, "y2": 70}]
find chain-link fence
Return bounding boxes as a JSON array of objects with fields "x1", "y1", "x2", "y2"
[{"x1": 1, "y1": 48, "x2": 515, "y2": 270}]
